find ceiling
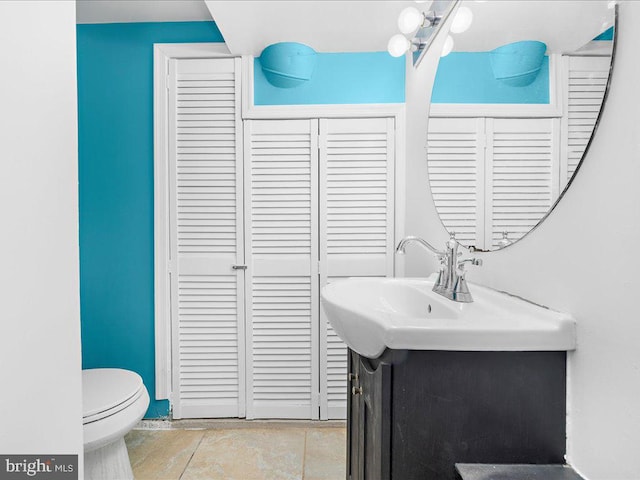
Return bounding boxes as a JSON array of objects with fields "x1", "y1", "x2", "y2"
[
  {"x1": 204, "y1": 1, "x2": 416, "y2": 56},
  {"x1": 76, "y1": 0, "x2": 212, "y2": 24},
  {"x1": 76, "y1": 0, "x2": 615, "y2": 56},
  {"x1": 76, "y1": 0, "x2": 416, "y2": 54},
  {"x1": 451, "y1": 1, "x2": 615, "y2": 54}
]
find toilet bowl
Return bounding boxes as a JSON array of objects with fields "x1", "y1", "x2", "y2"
[{"x1": 82, "y1": 368, "x2": 149, "y2": 480}]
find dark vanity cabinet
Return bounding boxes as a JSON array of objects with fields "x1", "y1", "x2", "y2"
[
  {"x1": 347, "y1": 350, "x2": 393, "y2": 479},
  {"x1": 346, "y1": 348, "x2": 567, "y2": 480}
]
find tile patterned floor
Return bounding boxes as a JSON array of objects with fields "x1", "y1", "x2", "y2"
[{"x1": 125, "y1": 421, "x2": 346, "y2": 480}]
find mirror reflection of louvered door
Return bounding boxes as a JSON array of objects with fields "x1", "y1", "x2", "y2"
[
  {"x1": 486, "y1": 117, "x2": 558, "y2": 249},
  {"x1": 428, "y1": 116, "x2": 558, "y2": 250},
  {"x1": 244, "y1": 117, "x2": 396, "y2": 420},
  {"x1": 427, "y1": 117, "x2": 485, "y2": 248},
  {"x1": 168, "y1": 57, "x2": 245, "y2": 419},
  {"x1": 561, "y1": 55, "x2": 611, "y2": 182}
]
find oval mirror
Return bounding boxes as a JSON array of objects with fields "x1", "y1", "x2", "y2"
[{"x1": 426, "y1": 0, "x2": 616, "y2": 251}]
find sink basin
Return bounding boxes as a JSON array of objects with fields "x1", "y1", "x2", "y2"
[{"x1": 321, "y1": 277, "x2": 576, "y2": 358}]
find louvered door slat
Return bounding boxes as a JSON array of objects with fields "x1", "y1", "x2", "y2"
[
  {"x1": 428, "y1": 116, "x2": 560, "y2": 250},
  {"x1": 564, "y1": 56, "x2": 610, "y2": 181},
  {"x1": 169, "y1": 57, "x2": 244, "y2": 419},
  {"x1": 487, "y1": 118, "x2": 557, "y2": 249},
  {"x1": 245, "y1": 119, "x2": 319, "y2": 419},
  {"x1": 252, "y1": 277, "x2": 313, "y2": 404},
  {"x1": 427, "y1": 117, "x2": 484, "y2": 248},
  {"x1": 319, "y1": 118, "x2": 395, "y2": 420},
  {"x1": 323, "y1": 118, "x2": 393, "y2": 264},
  {"x1": 323, "y1": 276, "x2": 351, "y2": 420}
]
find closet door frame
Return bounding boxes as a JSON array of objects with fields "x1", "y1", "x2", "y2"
[
  {"x1": 154, "y1": 48, "x2": 407, "y2": 417},
  {"x1": 153, "y1": 43, "x2": 235, "y2": 403}
]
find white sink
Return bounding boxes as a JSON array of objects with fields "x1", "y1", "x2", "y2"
[{"x1": 321, "y1": 277, "x2": 576, "y2": 358}]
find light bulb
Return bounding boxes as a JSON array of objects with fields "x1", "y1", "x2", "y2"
[
  {"x1": 441, "y1": 35, "x2": 454, "y2": 57},
  {"x1": 388, "y1": 34, "x2": 411, "y2": 57},
  {"x1": 398, "y1": 6, "x2": 424, "y2": 34},
  {"x1": 450, "y1": 6, "x2": 473, "y2": 33}
]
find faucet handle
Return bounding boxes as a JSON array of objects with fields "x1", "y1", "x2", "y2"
[
  {"x1": 455, "y1": 259, "x2": 481, "y2": 298},
  {"x1": 446, "y1": 231, "x2": 458, "y2": 251},
  {"x1": 458, "y1": 257, "x2": 483, "y2": 270}
]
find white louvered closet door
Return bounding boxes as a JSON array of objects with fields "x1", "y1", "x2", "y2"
[
  {"x1": 244, "y1": 119, "x2": 320, "y2": 419},
  {"x1": 168, "y1": 57, "x2": 245, "y2": 419},
  {"x1": 319, "y1": 118, "x2": 395, "y2": 420},
  {"x1": 427, "y1": 117, "x2": 485, "y2": 248},
  {"x1": 486, "y1": 117, "x2": 558, "y2": 249},
  {"x1": 561, "y1": 55, "x2": 610, "y2": 182}
]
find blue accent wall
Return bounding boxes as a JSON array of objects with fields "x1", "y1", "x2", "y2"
[
  {"x1": 77, "y1": 21, "x2": 224, "y2": 418},
  {"x1": 254, "y1": 52, "x2": 405, "y2": 105},
  {"x1": 432, "y1": 52, "x2": 549, "y2": 104},
  {"x1": 78, "y1": 23, "x2": 405, "y2": 419}
]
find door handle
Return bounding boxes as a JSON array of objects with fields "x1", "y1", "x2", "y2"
[{"x1": 232, "y1": 265, "x2": 247, "y2": 270}]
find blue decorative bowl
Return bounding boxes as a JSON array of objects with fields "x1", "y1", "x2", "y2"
[
  {"x1": 490, "y1": 40, "x2": 547, "y2": 87},
  {"x1": 260, "y1": 42, "x2": 318, "y2": 88}
]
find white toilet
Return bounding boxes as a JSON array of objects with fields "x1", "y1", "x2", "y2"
[{"x1": 82, "y1": 368, "x2": 150, "y2": 480}]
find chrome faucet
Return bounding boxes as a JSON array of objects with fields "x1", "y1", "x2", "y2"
[
  {"x1": 396, "y1": 233, "x2": 483, "y2": 303},
  {"x1": 395, "y1": 236, "x2": 448, "y2": 291}
]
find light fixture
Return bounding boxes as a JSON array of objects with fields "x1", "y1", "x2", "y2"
[
  {"x1": 441, "y1": 35, "x2": 454, "y2": 57},
  {"x1": 397, "y1": 6, "x2": 441, "y2": 35},
  {"x1": 388, "y1": 34, "x2": 411, "y2": 57},
  {"x1": 489, "y1": 40, "x2": 547, "y2": 87},
  {"x1": 387, "y1": 0, "x2": 459, "y2": 67},
  {"x1": 450, "y1": 6, "x2": 473, "y2": 33},
  {"x1": 398, "y1": 7, "x2": 423, "y2": 34},
  {"x1": 260, "y1": 42, "x2": 318, "y2": 88}
]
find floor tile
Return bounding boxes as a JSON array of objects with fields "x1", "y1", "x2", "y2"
[
  {"x1": 180, "y1": 428, "x2": 306, "y2": 480},
  {"x1": 125, "y1": 429, "x2": 204, "y2": 480},
  {"x1": 303, "y1": 428, "x2": 347, "y2": 480}
]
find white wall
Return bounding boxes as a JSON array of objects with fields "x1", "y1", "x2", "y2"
[
  {"x1": 404, "y1": 3, "x2": 640, "y2": 478},
  {"x1": 401, "y1": 6, "x2": 455, "y2": 278},
  {"x1": 0, "y1": 0, "x2": 83, "y2": 462}
]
